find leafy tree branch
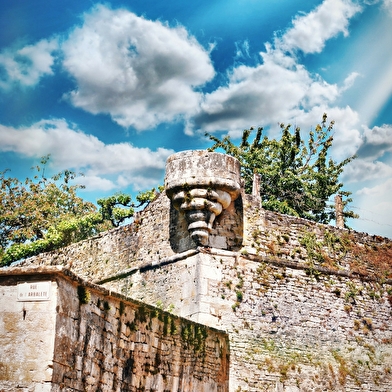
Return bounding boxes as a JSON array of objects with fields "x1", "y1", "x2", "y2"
[
  {"x1": 0, "y1": 156, "x2": 158, "y2": 266},
  {"x1": 206, "y1": 113, "x2": 358, "y2": 225}
]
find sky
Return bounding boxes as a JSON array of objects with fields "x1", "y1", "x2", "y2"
[{"x1": 0, "y1": 0, "x2": 391, "y2": 239}]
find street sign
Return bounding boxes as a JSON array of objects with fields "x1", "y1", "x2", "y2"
[{"x1": 17, "y1": 281, "x2": 51, "y2": 301}]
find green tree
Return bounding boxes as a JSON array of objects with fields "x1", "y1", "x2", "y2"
[
  {"x1": 0, "y1": 156, "x2": 158, "y2": 266},
  {"x1": 97, "y1": 187, "x2": 158, "y2": 227},
  {"x1": 206, "y1": 113, "x2": 358, "y2": 224}
]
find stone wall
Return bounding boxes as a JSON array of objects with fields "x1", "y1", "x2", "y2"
[
  {"x1": 191, "y1": 250, "x2": 392, "y2": 391},
  {"x1": 10, "y1": 159, "x2": 392, "y2": 391},
  {"x1": 0, "y1": 270, "x2": 57, "y2": 392},
  {"x1": 20, "y1": 195, "x2": 176, "y2": 283},
  {"x1": 98, "y1": 244, "x2": 392, "y2": 391},
  {"x1": 0, "y1": 266, "x2": 229, "y2": 392},
  {"x1": 21, "y1": 192, "x2": 391, "y2": 286}
]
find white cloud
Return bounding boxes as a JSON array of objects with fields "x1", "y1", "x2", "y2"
[
  {"x1": 234, "y1": 40, "x2": 251, "y2": 60},
  {"x1": 0, "y1": 119, "x2": 174, "y2": 191},
  {"x1": 362, "y1": 124, "x2": 392, "y2": 146},
  {"x1": 185, "y1": 0, "x2": 364, "y2": 159},
  {"x1": 75, "y1": 175, "x2": 116, "y2": 192},
  {"x1": 187, "y1": 56, "x2": 315, "y2": 136},
  {"x1": 341, "y1": 72, "x2": 361, "y2": 92},
  {"x1": 278, "y1": 0, "x2": 361, "y2": 54},
  {"x1": 357, "y1": 177, "x2": 392, "y2": 196},
  {"x1": 0, "y1": 38, "x2": 58, "y2": 89},
  {"x1": 382, "y1": 0, "x2": 392, "y2": 15},
  {"x1": 286, "y1": 105, "x2": 361, "y2": 160},
  {"x1": 351, "y1": 178, "x2": 392, "y2": 238},
  {"x1": 343, "y1": 158, "x2": 392, "y2": 182},
  {"x1": 342, "y1": 124, "x2": 392, "y2": 186},
  {"x1": 186, "y1": 46, "x2": 359, "y2": 141},
  {"x1": 61, "y1": 5, "x2": 214, "y2": 130},
  {"x1": 356, "y1": 124, "x2": 392, "y2": 159}
]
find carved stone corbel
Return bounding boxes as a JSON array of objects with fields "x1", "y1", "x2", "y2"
[{"x1": 165, "y1": 151, "x2": 241, "y2": 246}]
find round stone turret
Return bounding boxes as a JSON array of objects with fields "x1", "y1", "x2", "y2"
[{"x1": 165, "y1": 150, "x2": 241, "y2": 246}]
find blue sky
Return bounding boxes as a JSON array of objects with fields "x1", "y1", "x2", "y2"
[{"x1": 0, "y1": 0, "x2": 392, "y2": 238}]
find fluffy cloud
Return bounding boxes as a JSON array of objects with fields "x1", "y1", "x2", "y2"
[
  {"x1": 186, "y1": 53, "x2": 339, "y2": 136},
  {"x1": 0, "y1": 119, "x2": 174, "y2": 191},
  {"x1": 343, "y1": 158, "x2": 392, "y2": 182},
  {"x1": 0, "y1": 38, "x2": 58, "y2": 89},
  {"x1": 186, "y1": 50, "x2": 361, "y2": 145},
  {"x1": 185, "y1": 0, "x2": 363, "y2": 139},
  {"x1": 356, "y1": 125, "x2": 392, "y2": 160},
  {"x1": 341, "y1": 72, "x2": 361, "y2": 92},
  {"x1": 351, "y1": 178, "x2": 392, "y2": 237},
  {"x1": 279, "y1": 0, "x2": 361, "y2": 54},
  {"x1": 343, "y1": 123, "x2": 392, "y2": 238},
  {"x1": 283, "y1": 105, "x2": 361, "y2": 161},
  {"x1": 341, "y1": 124, "x2": 392, "y2": 185},
  {"x1": 382, "y1": 0, "x2": 392, "y2": 14},
  {"x1": 61, "y1": 5, "x2": 214, "y2": 130},
  {"x1": 358, "y1": 177, "x2": 392, "y2": 196}
]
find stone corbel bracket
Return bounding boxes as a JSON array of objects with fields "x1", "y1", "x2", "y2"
[{"x1": 165, "y1": 151, "x2": 241, "y2": 246}]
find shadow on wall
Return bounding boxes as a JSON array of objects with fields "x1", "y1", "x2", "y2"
[{"x1": 169, "y1": 195, "x2": 243, "y2": 253}]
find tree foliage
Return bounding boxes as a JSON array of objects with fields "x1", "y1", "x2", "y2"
[
  {"x1": 206, "y1": 114, "x2": 358, "y2": 224},
  {"x1": 0, "y1": 156, "x2": 158, "y2": 266},
  {"x1": 97, "y1": 187, "x2": 158, "y2": 227}
]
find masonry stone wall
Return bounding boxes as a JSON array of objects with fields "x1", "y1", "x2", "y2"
[
  {"x1": 20, "y1": 192, "x2": 243, "y2": 282},
  {"x1": 0, "y1": 267, "x2": 229, "y2": 392},
  {"x1": 10, "y1": 151, "x2": 392, "y2": 392},
  {"x1": 181, "y1": 250, "x2": 392, "y2": 391},
  {"x1": 21, "y1": 192, "x2": 391, "y2": 286},
  {"x1": 98, "y1": 239, "x2": 392, "y2": 390},
  {"x1": 0, "y1": 270, "x2": 57, "y2": 392},
  {"x1": 16, "y1": 192, "x2": 392, "y2": 391},
  {"x1": 21, "y1": 195, "x2": 175, "y2": 283}
]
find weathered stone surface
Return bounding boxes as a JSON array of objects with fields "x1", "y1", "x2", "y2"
[
  {"x1": 165, "y1": 150, "x2": 241, "y2": 196},
  {"x1": 165, "y1": 151, "x2": 242, "y2": 247},
  {"x1": 100, "y1": 244, "x2": 392, "y2": 391},
  {"x1": 6, "y1": 151, "x2": 392, "y2": 391},
  {"x1": 0, "y1": 267, "x2": 229, "y2": 392},
  {"x1": 0, "y1": 270, "x2": 57, "y2": 392}
]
